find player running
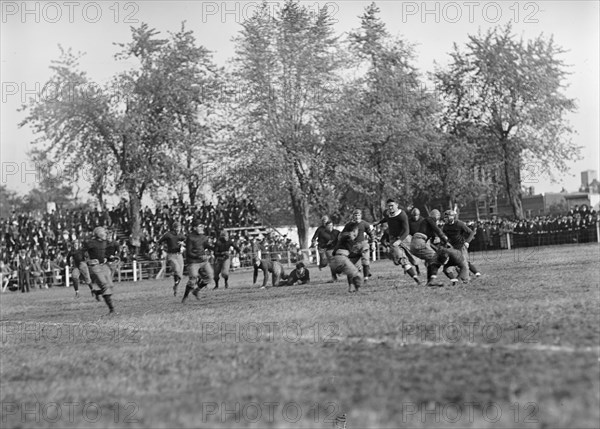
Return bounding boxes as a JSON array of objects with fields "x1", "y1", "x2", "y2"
[
  {"x1": 159, "y1": 221, "x2": 186, "y2": 296},
  {"x1": 374, "y1": 199, "x2": 421, "y2": 285},
  {"x1": 442, "y1": 210, "x2": 482, "y2": 279}
]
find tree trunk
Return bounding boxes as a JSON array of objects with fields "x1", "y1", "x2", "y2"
[
  {"x1": 502, "y1": 139, "x2": 524, "y2": 220},
  {"x1": 289, "y1": 187, "x2": 310, "y2": 249},
  {"x1": 188, "y1": 180, "x2": 198, "y2": 206},
  {"x1": 127, "y1": 186, "x2": 142, "y2": 254}
]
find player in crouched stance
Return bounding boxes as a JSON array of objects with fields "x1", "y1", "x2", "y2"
[
  {"x1": 182, "y1": 220, "x2": 214, "y2": 303},
  {"x1": 252, "y1": 254, "x2": 286, "y2": 288},
  {"x1": 433, "y1": 246, "x2": 470, "y2": 286},
  {"x1": 329, "y1": 226, "x2": 364, "y2": 293}
]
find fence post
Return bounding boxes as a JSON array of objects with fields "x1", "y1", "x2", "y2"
[
  {"x1": 133, "y1": 260, "x2": 137, "y2": 282},
  {"x1": 65, "y1": 266, "x2": 70, "y2": 287},
  {"x1": 138, "y1": 261, "x2": 143, "y2": 281},
  {"x1": 597, "y1": 221, "x2": 600, "y2": 243},
  {"x1": 506, "y1": 232, "x2": 511, "y2": 250}
]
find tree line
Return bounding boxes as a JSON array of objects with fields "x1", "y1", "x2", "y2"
[{"x1": 19, "y1": 1, "x2": 579, "y2": 248}]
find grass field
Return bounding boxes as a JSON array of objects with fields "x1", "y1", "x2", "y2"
[{"x1": 1, "y1": 243, "x2": 599, "y2": 428}]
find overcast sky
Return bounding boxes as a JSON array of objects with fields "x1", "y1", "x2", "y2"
[{"x1": 1, "y1": 0, "x2": 598, "y2": 198}]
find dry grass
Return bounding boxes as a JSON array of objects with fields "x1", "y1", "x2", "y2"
[{"x1": 1, "y1": 243, "x2": 599, "y2": 428}]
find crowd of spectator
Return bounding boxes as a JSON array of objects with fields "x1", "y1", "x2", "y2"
[
  {"x1": 1, "y1": 195, "x2": 261, "y2": 291},
  {"x1": 466, "y1": 204, "x2": 598, "y2": 251}
]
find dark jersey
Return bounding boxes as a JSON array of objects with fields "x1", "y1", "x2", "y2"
[
  {"x1": 67, "y1": 249, "x2": 86, "y2": 266},
  {"x1": 185, "y1": 232, "x2": 212, "y2": 263},
  {"x1": 436, "y1": 247, "x2": 465, "y2": 267},
  {"x1": 442, "y1": 220, "x2": 475, "y2": 249},
  {"x1": 312, "y1": 226, "x2": 339, "y2": 249},
  {"x1": 409, "y1": 217, "x2": 424, "y2": 236},
  {"x1": 342, "y1": 220, "x2": 373, "y2": 243},
  {"x1": 213, "y1": 238, "x2": 241, "y2": 259},
  {"x1": 378, "y1": 211, "x2": 410, "y2": 241},
  {"x1": 159, "y1": 231, "x2": 186, "y2": 253},
  {"x1": 287, "y1": 268, "x2": 310, "y2": 285},
  {"x1": 83, "y1": 239, "x2": 108, "y2": 261},
  {"x1": 417, "y1": 217, "x2": 448, "y2": 244},
  {"x1": 333, "y1": 232, "x2": 358, "y2": 254}
]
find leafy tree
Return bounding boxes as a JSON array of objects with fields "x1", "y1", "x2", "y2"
[
  {"x1": 435, "y1": 23, "x2": 578, "y2": 219},
  {"x1": 229, "y1": 0, "x2": 342, "y2": 247},
  {"x1": 21, "y1": 23, "x2": 214, "y2": 241},
  {"x1": 323, "y1": 3, "x2": 437, "y2": 219}
]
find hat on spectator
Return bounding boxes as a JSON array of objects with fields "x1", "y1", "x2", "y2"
[
  {"x1": 296, "y1": 261, "x2": 305, "y2": 269},
  {"x1": 192, "y1": 219, "x2": 204, "y2": 228}
]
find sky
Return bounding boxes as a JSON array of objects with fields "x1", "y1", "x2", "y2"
[{"x1": 1, "y1": 0, "x2": 599, "y2": 199}]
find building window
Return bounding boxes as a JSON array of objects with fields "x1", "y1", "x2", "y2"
[{"x1": 477, "y1": 200, "x2": 486, "y2": 209}]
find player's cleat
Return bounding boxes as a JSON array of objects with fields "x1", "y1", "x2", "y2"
[
  {"x1": 450, "y1": 279, "x2": 459, "y2": 286},
  {"x1": 192, "y1": 288, "x2": 200, "y2": 300},
  {"x1": 413, "y1": 277, "x2": 421, "y2": 286},
  {"x1": 173, "y1": 285, "x2": 178, "y2": 296},
  {"x1": 75, "y1": 291, "x2": 80, "y2": 298},
  {"x1": 93, "y1": 290, "x2": 101, "y2": 301},
  {"x1": 474, "y1": 272, "x2": 482, "y2": 278}
]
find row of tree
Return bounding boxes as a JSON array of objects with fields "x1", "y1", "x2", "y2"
[{"x1": 20, "y1": 1, "x2": 579, "y2": 248}]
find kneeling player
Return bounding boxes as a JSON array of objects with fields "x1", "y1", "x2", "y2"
[
  {"x1": 286, "y1": 262, "x2": 310, "y2": 286},
  {"x1": 252, "y1": 255, "x2": 286, "y2": 288}
]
